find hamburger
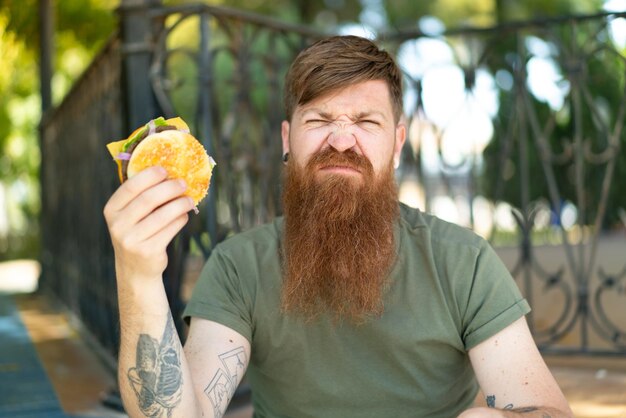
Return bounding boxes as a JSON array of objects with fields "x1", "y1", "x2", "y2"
[{"x1": 107, "y1": 117, "x2": 215, "y2": 206}]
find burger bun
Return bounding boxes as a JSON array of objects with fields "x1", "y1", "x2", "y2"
[{"x1": 127, "y1": 130, "x2": 213, "y2": 206}]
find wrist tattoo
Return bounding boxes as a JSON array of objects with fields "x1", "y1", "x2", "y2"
[
  {"x1": 204, "y1": 346, "x2": 247, "y2": 417},
  {"x1": 127, "y1": 315, "x2": 183, "y2": 417}
]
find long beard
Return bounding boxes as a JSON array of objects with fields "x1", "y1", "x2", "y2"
[{"x1": 281, "y1": 148, "x2": 399, "y2": 323}]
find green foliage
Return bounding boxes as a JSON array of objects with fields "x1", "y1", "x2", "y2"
[
  {"x1": 0, "y1": 0, "x2": 622, "y2": 262},
  {"x1": 164, "y1": 0, "x2": 363, "y2": 26},
  {"x1": 499, "y1": 0, "x2": 604, "y2": 22},
  {"x1": 0, "y1": 0, "x2": 116, "y2": 260},
  {"x1": 481, "y1": 17, "x2": 626, "y2": 229}
]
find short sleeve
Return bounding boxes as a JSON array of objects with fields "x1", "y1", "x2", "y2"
[
  {"x1": 461, "y1": 241, "x2": 530, "y2": 350},
  {"x1": 182, "y1": 246, "x2": 253, "y2": 343}
]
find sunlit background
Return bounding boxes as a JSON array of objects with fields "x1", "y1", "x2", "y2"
[
  {"x1": 0, "y1": 0, "x2": 624, "y2": 260},
  {"x1": 1, "y1": 3, "x2": 626, "y2": 416}
]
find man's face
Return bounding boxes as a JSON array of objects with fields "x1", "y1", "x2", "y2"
[
  {"x1": 280, "y1": 79, "x2": 406, "y2": 322},
  {"x1": 281, "y1": 79, "x2": 406, "y2": 180}
]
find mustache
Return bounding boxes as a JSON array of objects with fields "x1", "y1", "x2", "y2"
[{"x1": 306, "y1": 148, "x2": 373, "y2": 174}]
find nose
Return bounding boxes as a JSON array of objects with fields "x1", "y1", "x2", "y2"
[{"x1": 327, "y1": 121, "x2": 357, "y2": 152}]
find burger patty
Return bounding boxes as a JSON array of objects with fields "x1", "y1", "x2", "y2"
[{"x1": 122, "y1": 125, "x2": 177, "y2": 181}]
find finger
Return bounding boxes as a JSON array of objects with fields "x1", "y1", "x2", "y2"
[
  {"x1": 144, "y1": 211, "x2": 190, "y2": 252},
  {"x1": 132, "y1": 195, "x2": 194, "y2": 242},
  {"x1": 115, "y1": 178, "x2": 188, "y2": 230},
  {"x1": 105, "y1": 166, "x2": 168, "y2": 214}
]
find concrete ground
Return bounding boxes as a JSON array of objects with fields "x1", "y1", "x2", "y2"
[{"x1": 2, "y1": 259, "x2": 626, "y2": 417}]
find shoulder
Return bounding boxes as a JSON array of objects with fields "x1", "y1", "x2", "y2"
[
  {"x1": 199, "y1": 218, "x2": 283, "y2": 300},
  {"x1": 399, "y1": 203, "x2": 486, "y2": 253},
  {"x1": 397, "y1": 204, "x2": 506, "y2": 295}
]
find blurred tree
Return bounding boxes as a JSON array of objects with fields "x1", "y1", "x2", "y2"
[
  {"x1": 480, "y1": 0, "x2": 625, "y2": 229},
  {"x1": 164, "y1": 0, "x2": 363, "y2": 28},
  {"x1": 0, "y1": 0, "x2": 621, "y2": 261},
  {"x1": 496, "y1": 0, "x2": 603, "y2": 23},
  {"x1": 0, "y1": 0, "x2": 116, "y2": 260}
]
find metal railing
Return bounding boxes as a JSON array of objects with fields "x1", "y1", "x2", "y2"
[
  {"x1": 39, "y1": 3, "x2": 626, "y2": 380},
  {"x1": 39, "y1": 35, "x2": 124, "y2": 368},
  {"x1": 383, "y1": 12, "x2": 626, "y2": 354}
]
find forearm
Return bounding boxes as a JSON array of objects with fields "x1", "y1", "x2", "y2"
[
  {"x1": 103, "y1": 166, "x2": 209, "y2": 416},
  {"x1": 117, "y1": 279, "x2": 203, "y2": 418}
]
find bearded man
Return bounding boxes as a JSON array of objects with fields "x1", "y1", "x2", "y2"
[{"x1": 105, "y1": 35, "x2": 573, "y2": 418}]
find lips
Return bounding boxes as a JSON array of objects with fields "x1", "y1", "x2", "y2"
[
  {"x1": 318, "y1": 164, "x2": 362, "y2": 174},
  {"x1": 308, "y1": 149, "x2": 372, "y2": 175}
]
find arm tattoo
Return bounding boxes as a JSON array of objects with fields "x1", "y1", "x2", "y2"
[
  {"x1": 204, "y1": 346, "x2": 247, "y2": 417},
  {"x1": 127, "y1": 315, "x2": 183, "y2": 417}
]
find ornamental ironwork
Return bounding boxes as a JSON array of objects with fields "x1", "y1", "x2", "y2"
[{"x1": 39, "y1": 5, "x2": 626, "y2": 370}]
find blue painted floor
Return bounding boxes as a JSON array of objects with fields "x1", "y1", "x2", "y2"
[{"x1": 0, "y1": 293, "x2": 67, "y2": 418}]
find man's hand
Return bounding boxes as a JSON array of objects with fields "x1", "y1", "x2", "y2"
[
  {"x1": 458, "y1": 406, "x2": 564, "y2": 417},
  {"x1": 103, "y1": 165, "x2": 195, "y2": 283},
  {"x1": 105, "y1": 166, "x2": 209, "y2": 418}
]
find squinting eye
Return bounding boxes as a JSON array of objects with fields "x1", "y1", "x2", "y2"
[
  {"x1": 359, "y1": 120, "x2": 380, "y2": 126},
  {"x1": 305, "y1": 119, "x2": 329, "y2": 125}
]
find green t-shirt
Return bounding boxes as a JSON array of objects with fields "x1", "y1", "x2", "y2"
[{"x1": 183, "y1": 204, "x2": 530, "y2": 418}]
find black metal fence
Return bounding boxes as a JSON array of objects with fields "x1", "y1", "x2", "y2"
[
  {"x1": 39, "y1": 2, "x2": 626, "y2": 376},
  {"x1": 39, "y1": 35, "x2": 124, "y2": 368},
  {"x1": 384, "y1": 12, "x2": 626, "y2": 354}
]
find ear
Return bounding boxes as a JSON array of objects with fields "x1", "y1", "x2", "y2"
[
  {"x1": 393, "y1": 120, "x2": 407, "y2": 169},
  {"x1": 281, "y1": 120, "x2": 290, "y2": 155}
]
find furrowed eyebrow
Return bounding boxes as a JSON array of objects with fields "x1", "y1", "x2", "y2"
[
  {"x1": 299, "y1": 109, "x2": 331, "y2": 120},
  {"x1": 354, "y1": 111, "x2": 385, "y2": 120}
]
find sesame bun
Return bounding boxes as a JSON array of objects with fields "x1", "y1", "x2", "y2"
[{"x1": 127, "y1": 130, "x2": 213, "y2": 205}]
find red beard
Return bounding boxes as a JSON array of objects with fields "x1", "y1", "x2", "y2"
[{"x1": 281, "y1": 148, "x2": 399, "y2": 323}]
